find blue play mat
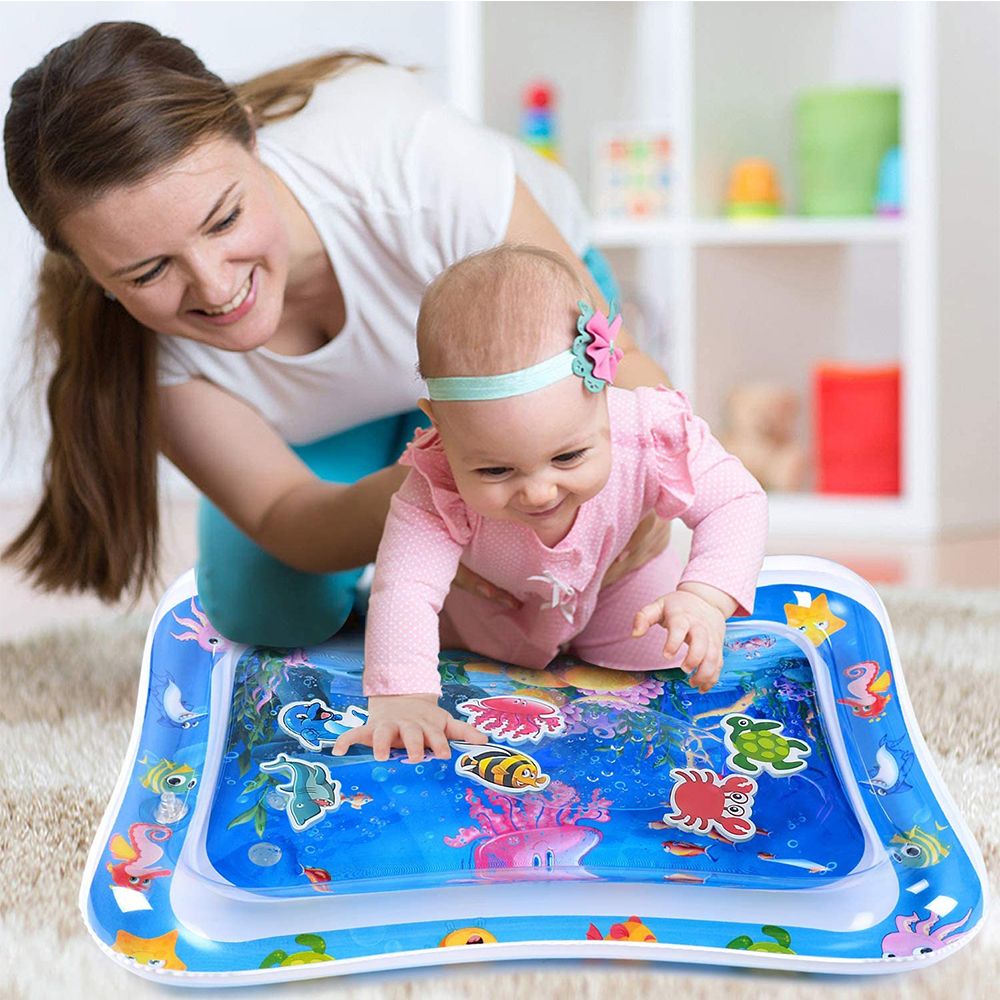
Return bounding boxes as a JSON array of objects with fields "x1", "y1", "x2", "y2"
[{"x1": 80, "y1": 556, "x2": 988, "y2": 985}]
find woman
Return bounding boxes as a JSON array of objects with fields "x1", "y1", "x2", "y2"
[{"x1": 3, "y1": 21, "x2": 670, "y2": 645}]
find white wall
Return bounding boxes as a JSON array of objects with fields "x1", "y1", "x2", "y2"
[{"x1": 0, "y1": 1, "x2": 457, "y2": 499}]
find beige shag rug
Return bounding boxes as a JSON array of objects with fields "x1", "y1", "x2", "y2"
[{"x1": 1, "y1": 588, "x2": 996, "y2": 1000}]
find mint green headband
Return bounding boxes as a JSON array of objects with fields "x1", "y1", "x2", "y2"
[
  {"x1": 426, "y1": 350, "x2": 576, "y2": 401},
  {"x1": 424, "y1": 301, "x2": 624, "y2": 402}
]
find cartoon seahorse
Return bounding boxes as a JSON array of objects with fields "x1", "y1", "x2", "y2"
[
  {"x1": 836, "y1": 661, "x2": 893, "y2": 721},
  {"x1": 106, "y1": 823, "x2": 172, "y2": 892}
]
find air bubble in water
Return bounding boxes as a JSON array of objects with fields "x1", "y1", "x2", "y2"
[{"x1": 248, "y1": 842, "x2": 282, "y2": 867}]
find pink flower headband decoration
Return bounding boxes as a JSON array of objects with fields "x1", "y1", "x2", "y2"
[
  {"x1": 425, "y1": 300, "x2": 624, "y2": 401},
  {"x1": 571, "y1": 300, "x2": 624, "y2": 392}
]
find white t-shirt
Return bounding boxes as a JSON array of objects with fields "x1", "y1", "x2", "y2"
[{"x1": 157, "y1": 63, "x2": 590, "y2": 445}]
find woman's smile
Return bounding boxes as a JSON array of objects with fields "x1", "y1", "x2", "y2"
[{"x1": 191, "y1": 267, "x2": 258, "y2": 325}]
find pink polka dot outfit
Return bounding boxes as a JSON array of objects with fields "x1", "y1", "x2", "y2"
[{"x1": 363, "y1": 386, "x2": 768, "y2": 696}]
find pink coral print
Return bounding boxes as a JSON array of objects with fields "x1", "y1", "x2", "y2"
[
  {"x1": 661, "y1": 768, "x2": 758, "y2": 843},
  {"x1": 444, "y1": 780, "x2": 611, "y2": 879},
  {"x1": 456, "y1": 696, "x2": 567, "y2": 745},
  {"x1": 584, "y1": 307, "x2": 623, "y2": 384},
  {"x1": 170, "y1": 599, "x2": 231, "y2": 655}
]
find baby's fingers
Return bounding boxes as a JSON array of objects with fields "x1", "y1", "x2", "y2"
[
  {"x1": 371, "y1": 725, "x2": 397, "y2": 762},
  {"x1": 662, "y1": 614, "x2": 690, "y2": 660},
  {"x1": 399, "y1": 722, "x2": 428, "y2": 764},
  {"x1": 332, "y1": 727, "x2": 370, "y2": 756},
  {"x1": 445, "y1": 717, "x2": 488, "y2": 746},
  {"x1": 632, "y1": 598, "x2": 666, "y2": 639},
  {"x1": 426, "y1": 727, "x2": 453, "y2": 760},
  {"x1": 683, "y1": 624, "x2": 709, "y2": 675}
]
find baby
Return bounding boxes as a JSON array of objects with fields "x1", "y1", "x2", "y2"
[{"x1": 334, "y1": 245, "x2": 768, "y2": 763}]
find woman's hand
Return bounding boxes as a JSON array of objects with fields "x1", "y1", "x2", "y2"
[
  {"x1": 601, "y1": 511, "x2": 672, "y2": 589},
  {"x1": 331, "y1": 693, "x2": 487, "y2": 763},
  {"x1": 451, "y1": 563, "x2": 523, "y2": 610},
  {"x1": 631, "y1": 583, "x2": 737, "y2": 693}
]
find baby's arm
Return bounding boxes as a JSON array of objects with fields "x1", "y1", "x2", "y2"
[
  {"x1": 632, "y1": 583, "x2": 736, "y2": 692},
  {"x1": 635, "y1": 388, "x2": 769, "y2": 691},
  {"x1": 331, "y1": 477, "x2": 486, "y2": 761}
]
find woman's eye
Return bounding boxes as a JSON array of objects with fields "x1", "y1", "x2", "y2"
[
  {"x1": 132, "y1": 259, "x2": 167, "y2": 286},
  {"x1": 553, "y1": 449, "x2": 586, "y2": 465},
  {"x1": 210, "y1": 204, "x2": 242, "y2": 234}
]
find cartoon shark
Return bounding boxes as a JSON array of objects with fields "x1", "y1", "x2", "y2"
[
  {"x1": 862, "y1": 734, "x2": 915, "y2": 796},
  {"x1": 259, "y1": 753, "x2": 342, "y2": 832},
  {"x1": 157, "y1": 675, "x2": 207, "y2": 729},
  {"x1": 277, "y1": 699, "x2": 369, "y2": 752}
]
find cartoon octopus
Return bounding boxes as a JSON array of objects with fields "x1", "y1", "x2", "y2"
[
  {"x1": 881, "y1": 909, "x2": 972, "y2": 958},
  {"x1": 171, "y1": 599, "x2": 231, "y2": 655},
  {"x1": 661, "y1": 768, "x2": 758, "y2": 843},
  {"x1": 456, "y1": 696, "x2": 567, "y2": 745}
]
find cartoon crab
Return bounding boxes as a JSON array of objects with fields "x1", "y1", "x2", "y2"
[
  {"x1": 661, "y1": 768, "x2": 758, "y2": 842},
  {"x1": 455, "y1": 696, "x2": 567, "y2": 745}
]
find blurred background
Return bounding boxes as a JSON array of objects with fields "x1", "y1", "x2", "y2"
[{"x1": 2, "y1": 1, "x2": 998, "y2": 640}]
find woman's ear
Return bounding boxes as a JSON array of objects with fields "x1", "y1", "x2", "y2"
[{"x1": 417, "y1": 398, "x2": 438, "y2": 428}]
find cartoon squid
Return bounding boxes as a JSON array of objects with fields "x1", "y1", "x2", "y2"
[{"x1": 836, "y1": 661, "x2": 893, "y2": 721}]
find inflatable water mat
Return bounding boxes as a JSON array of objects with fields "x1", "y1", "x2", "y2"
[{"x1": 80, "y1": 555, "x2": 988, "y2": 985}]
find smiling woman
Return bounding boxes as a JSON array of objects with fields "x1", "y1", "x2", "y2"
[
  {"x1": 60, "y1": 140, "x2": 291, "y2": 353},
  {"x1": 2, "y1": 21, "x2": 671, "y2": 648}
]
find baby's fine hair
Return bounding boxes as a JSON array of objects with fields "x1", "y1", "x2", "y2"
[{"x1": 417, "y1": 244, "x2": 590, "y2": 379}]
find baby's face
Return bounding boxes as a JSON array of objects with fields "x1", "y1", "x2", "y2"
[{"x1": 430, "y1": 375, "x2": 612, "y2": 546}]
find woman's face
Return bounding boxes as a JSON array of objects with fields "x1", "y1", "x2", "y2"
[{"x1": 60, "y1": 136, "x2": 290, "y2": 351}]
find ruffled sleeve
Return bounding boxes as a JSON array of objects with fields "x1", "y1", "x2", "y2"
[
  {"x1": 645, "y1": 387, "x2": 699, "y2": 520},
  {"x1": 640, "y1": 386, "x2": 769, "y2": 617},
  {"x1": 398, "y1": 427, "x2": 477, "y2": 546}
]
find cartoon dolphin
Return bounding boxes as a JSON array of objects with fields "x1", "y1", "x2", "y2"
[{"x1": 277, "y1": 699, "x2": 369, "y2": 752}]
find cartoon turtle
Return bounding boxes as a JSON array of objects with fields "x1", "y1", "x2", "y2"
[
  {"x1": 727, "y1": 925, "x2": 795, "y2": 954},
  {"x1": 259, "y1": 933, "x2": 334, "y2": 967},
  {"x1": 722, "y1": 714, "x2": 811, "y2": 776}
]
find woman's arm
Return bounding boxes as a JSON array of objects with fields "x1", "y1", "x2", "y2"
[
  {"x1": 158, "y1": 378, "x2": 404, "y2": 573},
  {"x1": 503, "y1": 177, "x2": 671, "y2": 390}
]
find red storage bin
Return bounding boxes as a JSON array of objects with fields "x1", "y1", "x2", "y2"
[{"x1": 813, "y1": 363, "x2": 901, "y2": 495}]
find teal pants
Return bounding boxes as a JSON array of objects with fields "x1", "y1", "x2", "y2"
[{"x1": 197, "y1": 247, "x2": 622, "y2": 645}]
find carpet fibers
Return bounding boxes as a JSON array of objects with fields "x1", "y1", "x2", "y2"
[{"x1": 1, "y1": 587, "x2": 996, "y2": 999}]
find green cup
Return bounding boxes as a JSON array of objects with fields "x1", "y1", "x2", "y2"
[{"x1": 796, "y1": 88, "x2": 900, "y2": 216}]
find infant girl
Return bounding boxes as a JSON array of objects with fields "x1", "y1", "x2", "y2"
[{"x1": 334, "y1": 245, "x2": 768, "y2": 762}]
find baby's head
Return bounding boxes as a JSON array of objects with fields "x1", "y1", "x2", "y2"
[{"x1": 416, "y1": 245, "x2": 615, "y2": 542}]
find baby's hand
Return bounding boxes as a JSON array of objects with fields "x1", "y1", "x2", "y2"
[
  {"x1": 632, "y1": 584, "x2": 735, "y2": 693},
  {"x1": 331, "y1": 694, "x2": 487, "y2": 763}
]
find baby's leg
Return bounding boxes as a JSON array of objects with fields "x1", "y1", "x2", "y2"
[{"x1": 571, "y1": 546, "x2": 685, "y2": 672}]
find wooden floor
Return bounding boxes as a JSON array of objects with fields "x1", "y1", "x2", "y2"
[{"x1": 1, "y1": 499, "x2": 998, "y2": 642}]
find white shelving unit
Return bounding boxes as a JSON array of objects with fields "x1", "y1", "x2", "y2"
[{"x1": 463, "y1": 0, "x2": 1000, "y2": 542}]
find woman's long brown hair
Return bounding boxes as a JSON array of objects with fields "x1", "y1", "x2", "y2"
[{"x1": 3, "y1": 21, "x2": 383, "y2": 601}]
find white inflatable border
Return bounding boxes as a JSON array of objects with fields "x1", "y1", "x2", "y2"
[{"x1": 78, "y1": 557, "x2": 991, "y2": 985}]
